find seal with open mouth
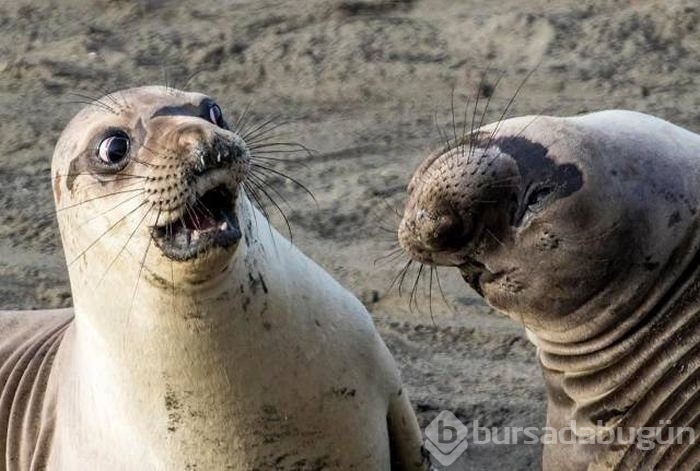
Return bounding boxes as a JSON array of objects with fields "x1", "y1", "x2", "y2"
[
  {"x1": 399, "y1": 111, "x2": 700, "y2": 470},
  {"x1": 0, "y1": 86, "x2": 429, "y2": 470}
]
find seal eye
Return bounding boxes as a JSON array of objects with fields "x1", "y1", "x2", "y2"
[
  {"x1": 208, "y1": 104, "x2": 223, "y2": 127},
  {"x1": 526, "y1": 186, "x2": 554, "y2": 208},
  {"x1": 97, "y1": 133, "x2": 130, "y2": 165}
]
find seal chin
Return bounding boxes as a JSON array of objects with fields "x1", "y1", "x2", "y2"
[{"x1": 151, "y1": 185, "x2": 242, "y2": 261}]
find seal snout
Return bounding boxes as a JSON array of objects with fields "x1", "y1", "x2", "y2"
[
  {"x1": 398, "y1": 204, "x2": 471, "y2": 266},
  {"x1": 145, "y1": 121, "x2": 250, "y2": 262},
  {"x1": 190, "y1": 134, "x2": 249, "y2": 177}
]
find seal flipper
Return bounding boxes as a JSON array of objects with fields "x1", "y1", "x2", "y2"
[{"x1": 388, "y1": 389, "x2": 432, "y2": 471}]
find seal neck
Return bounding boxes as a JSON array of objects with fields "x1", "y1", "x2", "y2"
[
  {"x1": 528, "y1": 221, "x2": 700, "y2": 438},
  {"x1": 59, "y1": 199, "x2": 291, "y2": 465}
]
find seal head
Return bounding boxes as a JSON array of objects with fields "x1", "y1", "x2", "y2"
[
  {"x1": 399, "y1": 111, "x2": 700, "y2": 469},
  {"x1": 399, "y1": 114, "x2": 694, "y2": 338},
  {"x1": 52, "y1": 86, "x2": 249, "y2": 283}
]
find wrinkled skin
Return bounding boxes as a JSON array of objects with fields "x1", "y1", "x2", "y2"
[{"x1": 400, "y1": 111, "x2": 700, "y2": 469}]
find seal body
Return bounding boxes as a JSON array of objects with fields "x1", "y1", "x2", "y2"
[
  {"x1": 0, "y1": 86, "x2": 428, "y2": 470},
  {"x1": 399, "y1": 110, "x2": 700, "y2": 470}
]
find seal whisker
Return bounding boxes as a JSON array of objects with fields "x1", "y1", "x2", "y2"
[
  {"x1": 433, "y1": 110, "x2": 452, "y2": 156},
  {"x1": 246, "y1": 170, "x2": 293, "y2": 210},
  {"x1": 179, "y1": 69, "x2": 205, "y2": 92},
  {"x1": 245, "y1": 173, "x2": 294, "y2": 241},
  {"x1": 373, "y1": 247, "x2": 405, "y2": 267},
  {"x1": 126, "y1": 205, "x2": 158, "y2": 331},
  {"x1": 69, "y1": 92, "x2": 119, "y2": 112},
  {"x1": 376, "y1": 225, "x2": 400, "y2": 235},
  {"x1": 23, "y1": 171, "x2": 146, "y2": 180},
  {"x1": 510, "y1": 113, "x2": 546, "y2": 143},
  {"x1": 428, "y1": 266, "x2": 437, "y2": 326},
  {"x1": 98, "y1": 89, "x2": 123, "y2": 109},
  {"x1": 65, "y1": 92, "x2": 118, "y2": 115},
  {"x1": 78, "y1": 176, "x2": 148, "y2": 190},
  {"x1": 231, "y1": 102, "x2": 252, "y2": 136},
  {"x1": 386, "y1": 258, "x2": 411, "y2": 295},
  {"x1": 434, "y1": 267, "x2": 453, "y2": 312},
  {"x1": 68, "y1": 199, "x2": 149, "y2": 267},
  {"x1": 468, "y1": 67, "x2": 489, "y2": 161},
  {"x1": 248, "y1": 141, "x2": 316, "y2": 160},
  {"x1": 243, "y1": 126, "x2": 297, "y2": 146},
  {"x1": 396, "y1": 259, "x2": 414, "y2": 297},
  {"x1": 61, "y1": 100, "x2": 118, "y2": 115},
  {"x1": 475, "y1": 71, "x2": 505, "y2": 142},
  {"x1": 459, "y1": 95, "x2": 472, "y2": 158},
  {"x1": 483, "y1": 66, "x2": 538, "y2": 156},
  {"x1": 241, "y1": 116, "x2": 287, "y2": 142},
  {"x1": 242, "y1": 182, "x2": 281, "y2": 251},
  {"x1": 191, "y1": 197, "x2": 216, "y2": 220},
  {"x1": 183, "y1": 202, "x2": 203, "y2": 232},
  {"x1": 130, "y1": 157, "x2": 156, "y2": 169},
  {"x1": 450, "y1": 86, "x2": 459, "y2": 152},
  {"x1": 240, "y1": 115, "x2": 283, "y2": 141},
  {"x1": 242, "y1": 183, "x2": 275, "y2": 234},
  {"x1": 97, "y1": 201, "x2": 157, "y2": 286},
  {"x1": 78, "y1": 191, "x2": 148, "y2": 229},
  {"x1": 249, "y1": 154, "x2": 306, "y2": 166},
  {"x1": 408, "y1": 263, "x2": 425, "y2": 313},
  {"x1": 56, "y1": 188, "x2": 145, "y2": 214},
  {"x1": 250, "y1": 164, "x2": 316, "y2": 203}
]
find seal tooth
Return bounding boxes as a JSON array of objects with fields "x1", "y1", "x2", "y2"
[
  {"x1": 220, "y1": 222, "x2": 227, "y2": 231},
  {"x1": 191, "y1": 230, "x2": 200, "y2": 243}
]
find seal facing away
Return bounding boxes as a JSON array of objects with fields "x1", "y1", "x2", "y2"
[
  {"x1": 399, "y1": 111, "x2": 700, "y2": 470},
  {"x1": 0, "y1": 86, "x2": 429, "y2": 470}
]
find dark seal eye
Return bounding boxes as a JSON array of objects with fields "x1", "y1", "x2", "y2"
[
  {"x1": 97, "y1": 133, "x2": 130, "y2": 165},
  {"x1": 526, "y1": 185, "x2": 555, "y2": 208},
  {"x1": 208, "y1": 103, "x2": 223, "y2": 126}
]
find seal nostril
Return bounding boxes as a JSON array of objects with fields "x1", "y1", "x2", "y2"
[
  {"x1": 416, "y1": 209, "x2": 468, "y2": 252},
  {"x1": 433, "y1": 214, "x2": 467, "y2": 250}
]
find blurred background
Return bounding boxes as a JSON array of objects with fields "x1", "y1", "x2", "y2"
[{"x1": 1, "y1": 0, "x2": 698, "y2": 468}]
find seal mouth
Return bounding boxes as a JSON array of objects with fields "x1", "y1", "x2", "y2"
[
  {"x1": 152, "y1": 185, "x2": 242, "y2": 261},
  {"x1": 458, "y1": 257, "x2": 499, "y2": 296}
]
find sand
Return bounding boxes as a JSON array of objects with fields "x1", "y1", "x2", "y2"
[{"x1": 1, "y1": 0, "x2": 699, "y2": 468}]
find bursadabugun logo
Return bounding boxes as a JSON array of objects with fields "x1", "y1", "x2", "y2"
[
  {"x1": 423, "y1": 411, "x2": 469, "y2": 466},
  {"x1": 424, "y1": 411, "x2": 697, "y2": 467}
]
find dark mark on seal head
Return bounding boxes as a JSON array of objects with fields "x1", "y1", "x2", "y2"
[{"x1": 492, "y1": 135, "x2": 584, "y2": 201}]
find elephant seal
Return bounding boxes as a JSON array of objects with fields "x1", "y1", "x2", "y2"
[
  {"x1": 0, "y1": 86, "x2": 429, "y2": 470},
  {"x1": 399, "y1": 110, "x2": 700, "y2": 470}
]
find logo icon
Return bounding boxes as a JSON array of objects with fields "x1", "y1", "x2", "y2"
[{"x1": 424, "y1": 410, "x2": 469, "y2": 466}]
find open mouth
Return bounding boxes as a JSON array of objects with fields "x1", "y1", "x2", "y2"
[{"x1": 152, "y1": 185, "x2": 242, "y2": 261}]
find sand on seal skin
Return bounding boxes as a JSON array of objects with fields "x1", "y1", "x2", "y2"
[{"x1": 1, "y1": 0, "x2": 698, "y2": 469}]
